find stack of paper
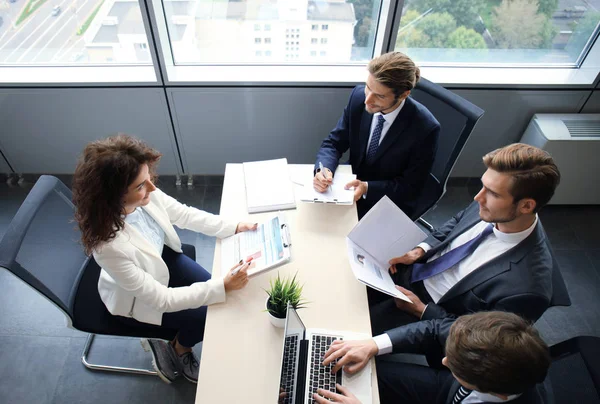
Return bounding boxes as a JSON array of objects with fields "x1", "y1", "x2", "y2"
[
  {"x1": 346, "y1": 196, "x2": 428, "y2": 301},
  {"x1": 243, "y1": 158, "x2": 296, "y2": 213}
]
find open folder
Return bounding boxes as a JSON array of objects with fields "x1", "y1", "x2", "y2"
[
  {"x1": 243, "y1": 158, "x2": 296, "y2": 213},
  {"x1": 346, "y1": 196, "x2": 428, "y2": 302},
  {"x1": 220, "y1": 213, "x2": 291, "y2": 278},
  {"x1": 299, "y1": 173, "x2": 356, "y2": 205}
]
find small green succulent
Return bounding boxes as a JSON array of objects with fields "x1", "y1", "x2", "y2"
[{"x1": 264, "y1": 272, "x2": 308, "y2": 318}]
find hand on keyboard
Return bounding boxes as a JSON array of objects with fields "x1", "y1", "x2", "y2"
[
  {"x1": 313, "y1": 384, "x2": 361, "y2": 404},
  {"x1": 322, "y1": 339, "x2": 378, "y2": 375}
]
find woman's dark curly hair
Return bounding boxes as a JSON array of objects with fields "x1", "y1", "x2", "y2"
[{"x1": 73, "y1": 134, "x2": 162, "y2": 255}]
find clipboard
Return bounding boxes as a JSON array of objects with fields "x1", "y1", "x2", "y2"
[
  {"x1": 220, "y1": 212, "x2": 292, "y2": 278},
  {"x1": 299, "y1": 173, "x2": 356, "y2": 205}
]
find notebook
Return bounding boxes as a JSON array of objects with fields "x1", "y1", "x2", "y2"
[{"x1": 243, "y1": 158, "x2": 296, "y2": 213}]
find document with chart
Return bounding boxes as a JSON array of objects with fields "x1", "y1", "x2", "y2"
[
  {"x1": 299, "y1": 173, "x2": 356, "y2": 205},
  {"x1": 220, "y1": 213, "x2": 291, "y2": 278},
  {"x1": 346, "y1": 196, "x2": 428, "y2": 302}
]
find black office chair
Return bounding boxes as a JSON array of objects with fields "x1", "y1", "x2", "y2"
[
  {"x1": 410, "y1": 78, "x2": 485, "y2": 228},
  {"x1": 549, "y1": 336, "x2": 600, "y2": 403},
  {"x1": 0, "y1": 175, "x2": 197, "y2": 377}
]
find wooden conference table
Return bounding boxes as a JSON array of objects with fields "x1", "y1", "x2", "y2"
[{"x1": 195, "y1": 164, "x2": 379, "y2": 404}]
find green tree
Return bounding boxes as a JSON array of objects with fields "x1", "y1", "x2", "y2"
[
  {"x1": 418, "y1": 12, "x2": 457, "y2": 47},
  {"x1": 348, "y1": 0, "x2": 377, "y2": 47},
  {"x1": 411, "y1": 0, "x2": 486, "y2": 28},
  {"x1": 446, "y1": 26, "x2": 487, "y2": 48},
  {"x1": 491, "y1": 0, "x2": 546, "y2": 48},
  {"x1": 537, "y1": 0, "x2": 558, "y2": 17}
]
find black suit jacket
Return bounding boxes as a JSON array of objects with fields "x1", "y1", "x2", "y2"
[
  {"x1": 315, "y1": 85, "x2": 440, "y2": 218},
  {"x1": 386, "y1": 201, "x2": 570, "y2": 354}
]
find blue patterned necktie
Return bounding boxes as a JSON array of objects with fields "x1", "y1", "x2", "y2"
[
  {"x1": 453, "y1": 386, "x2": 473, "y2": 403},
  {"x1": 366, "y1": 115, "x2": 386, "y2": 164},
  {"x1": 411, "y1": 224, "x2": 495, "y2": 283}
]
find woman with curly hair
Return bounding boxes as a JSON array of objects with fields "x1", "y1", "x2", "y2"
[{"x1": 72, "y1": 134, "x2": 256, "y2": 384}]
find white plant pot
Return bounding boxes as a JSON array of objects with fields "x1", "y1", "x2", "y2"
[{"x1": 266, "y1": 298, "x2": 286, "y2": 328}]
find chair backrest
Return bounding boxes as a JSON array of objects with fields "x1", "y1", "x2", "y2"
[
  {"x1": 411, "y1": 78, "x2": 485, "y2": 195},
  {"x1": 549, "y1": 336, "x2": 600, "y2": 403},
  {"x1": 0, "y1": 175, "x2": 89, "y2": 321}
]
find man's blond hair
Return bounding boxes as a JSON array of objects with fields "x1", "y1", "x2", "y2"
[{"x1": 367, "y1": 52, "x2": 421, "y2": 98}]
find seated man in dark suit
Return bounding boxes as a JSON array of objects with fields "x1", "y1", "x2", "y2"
[
  {"x1": 314, "y1": 312, "x2": 552, "y2": 404},
  {"x1": 313, "y1": 52, "x2": 440, "y2": 218},
  {"x1": 318, "y1": 143, "x2": 569, "y2": 372}
]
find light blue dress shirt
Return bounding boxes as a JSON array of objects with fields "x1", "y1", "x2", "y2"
[{"x1": 125, "y1": 207, "x2": 165, "y2": 255}]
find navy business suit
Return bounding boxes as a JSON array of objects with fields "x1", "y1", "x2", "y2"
[
  {"x1": 371, "y1": 201, "x2": 570, "y2": 365},
  {"x1": 315, "y1": 85, "x2": 440, "y2": 218}
]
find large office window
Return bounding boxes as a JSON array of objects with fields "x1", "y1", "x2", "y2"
[
  {"x1": 394, "y1": 0, "x2": 600, "y2": 66},
  {"x1": 0, "y1": 0, "x2": 151, "y2": 65},
  {"x1": 161, "y1": 0, "x2": 383, "y2": 64}
]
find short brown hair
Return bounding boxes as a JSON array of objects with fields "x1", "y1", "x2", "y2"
[
  {"x1": 483, "y1": 143, "x2": 560, "y2": 212},
  {"x1": 367, "y1": 52, "x2": 420, "y2": 98},
  {"x1": 73, "y1": 134, "x2": 162, "y2": 254},
  {"x1": 445, "y1": 312, "x2": 550, "y2": 395}
]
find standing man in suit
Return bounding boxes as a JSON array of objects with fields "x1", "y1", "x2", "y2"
[
  {"x1": 317, "y1": 143, "x2": 569, "y2": 372},
  {"x1": 313, "y1": 52, "x2": 440, "y2": 218},
  {"x1": 314, "y1": 312, "x2": 552, "y2": 404}
]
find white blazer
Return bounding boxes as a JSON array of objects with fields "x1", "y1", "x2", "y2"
[{"x1": 94, "y1": 188, "x2": 238, "y2": 326}]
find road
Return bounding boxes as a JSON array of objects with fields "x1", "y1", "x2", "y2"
[{"x1": 0, "y1": 0, "x2": 100, "y2": 63}]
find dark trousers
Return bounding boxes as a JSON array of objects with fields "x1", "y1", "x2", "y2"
[
  {"x1": 116, "y1": 245, "x2": 211, "y2": 348},
  {"x1": 368, "y1": 265, "x2": 434, "y2": 336},
  {"x1": 376, "y1": 359, "x2": 453, "y2": 404}
]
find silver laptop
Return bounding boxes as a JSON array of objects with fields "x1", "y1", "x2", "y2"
[{"x1": 278, "y1": 304, "x2": 372, "y2": 404}]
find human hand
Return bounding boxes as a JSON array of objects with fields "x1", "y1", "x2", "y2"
[
  {"x1": 394, "y1": 286, "x2": 426, "y2": 318},
  {"x1": 235, "y1": 222, "x2": 258, "y2": 234},
  {"x1": 323, "y1": 339, "x2": 378, "y2": 375},
  {"x1": 313, "y1": 384, "x2": 361, "y2": 404},
  {"x1": 344, "y1": 180, "x2": 367, "y2": 202},
  {"x1": 388, "y1": 247, "x2": 425, "y2": 274},
  {"x1": 314, "y1": 168, "x2": 333, "y2": 193},
  {"x1": 223, "y1": 260, "x2": 251, "y2": 292}
]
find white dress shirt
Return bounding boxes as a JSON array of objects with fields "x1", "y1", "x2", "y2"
[
  {"x1": 463, "y1": 391, "x2": 521, "y2": 403},
  {"x1": 362, "y1": 99, "x2": 405, "y2": 198},
  {"x1": 422, "y1": 216, "x2": 538, "y2": 303},
  {"x1": 373, "y1": 216, "x2": 538, "y2": 355},
  {"x1": 364, "y1": 99, "x2": 405, "y2": 154}
]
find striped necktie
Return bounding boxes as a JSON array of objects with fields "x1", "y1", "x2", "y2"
[
  {"x1": 453, "y1": 386, "x2": 472, "y2": 403},
  {"x1": 411, "y1": 223, "x2": 495, "y2": 283},
  {"x1": 366, "y1": 115, "x2": 386, "y2": 164}
]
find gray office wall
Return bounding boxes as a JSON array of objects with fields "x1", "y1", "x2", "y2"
[
  {"x1": 450, "y1": 89, "x2": 590, "y2": 176},
  {"x1": 0, "y1": 151, "x2": 12, "y2": 174},
  {"x1": 169, "y1": 87, "x2": 349, "y2": 175},
  {"x1": 0, "y1": 88, "x2": 181, "y2": 175},
  {"x1": 581, "y1": 91, "x2": 600, "y2": 113},
  {"x1": 0, "y1": 87, "x2": 595, "y2": 177}
]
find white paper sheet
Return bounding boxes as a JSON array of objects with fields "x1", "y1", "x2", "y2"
[
  {"x1": 299, "y1": 173, "x2": 356, "y2": 205},
  {"x1": 221, "y1": 213, "x2": 291, "y2": 278},
  {"x1": 243, "y1": 159, "x2": 296, "y2": 213}
]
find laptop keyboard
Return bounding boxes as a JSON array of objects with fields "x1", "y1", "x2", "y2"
[
  {"x1": 279, "y1": 335, "x2": 299, "y2": 404},
  {"x1": 308, "y1": 335, "x2": 343, "y2": 404}
]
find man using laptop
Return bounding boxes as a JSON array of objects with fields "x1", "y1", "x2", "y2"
[
  {"x1": 313, "y1": 52, "x2": 440, "y2": 218},
  {"x1": 327, "y1": 144, "x2": 569, "y2": 370},
  {"x1": 314, "y1": 312, "x2": 552, "y2": 404}
]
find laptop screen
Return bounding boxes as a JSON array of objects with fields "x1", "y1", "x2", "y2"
[{"x1": 278, "y1": 306, "x2": 306, "y2": 404}]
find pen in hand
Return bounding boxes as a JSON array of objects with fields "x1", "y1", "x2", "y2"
[
  {"x1": 231, "y1": 257, "x2": 253, "y2": 275},
  {"x1": 319, "y1": 162, "x2": 331, "y2": 190}
]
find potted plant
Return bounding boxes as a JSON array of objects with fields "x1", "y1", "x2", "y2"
[{"x1": 264, "y1": 272, "x2": 307, "y2": 328}]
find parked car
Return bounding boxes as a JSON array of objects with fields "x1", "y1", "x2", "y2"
[
  {"x1": 51, "y1": 5, "x2": 61, "y2": 16},
  {"x1": 8, "y1": 0, "x2": 18, "y2": 4}
]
